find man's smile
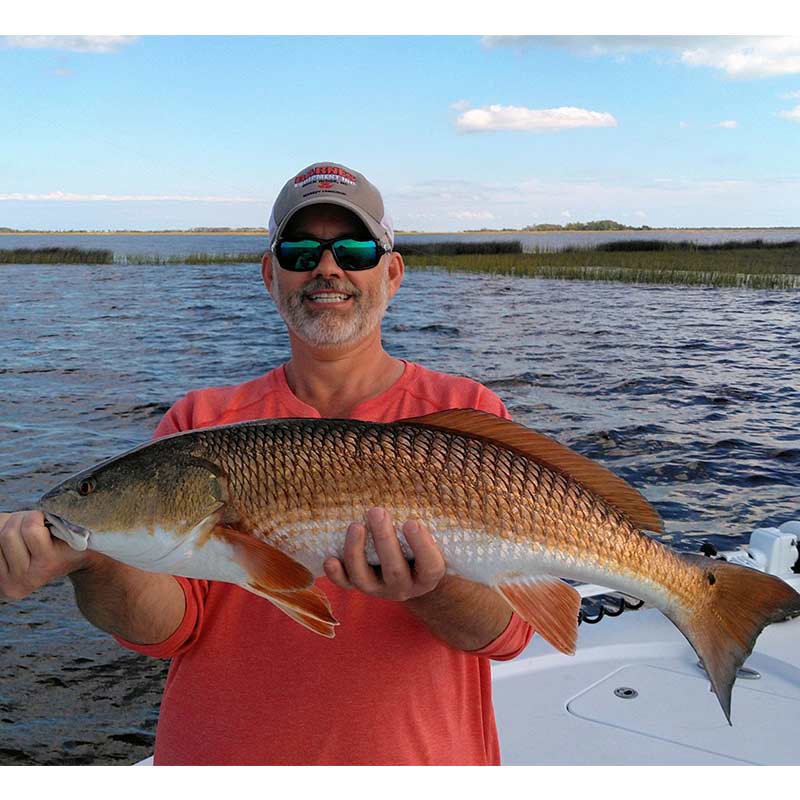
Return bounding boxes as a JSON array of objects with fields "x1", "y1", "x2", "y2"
[{"x1": 305, "y1": 290, "x2": 354, "y2": 304}]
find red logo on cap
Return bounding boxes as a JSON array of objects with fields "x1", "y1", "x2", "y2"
[
  {"x1": 294, "y1": 166, "x2": 357, "y2": 187},
  {"x1": 318, "y1": 181, "x2": 333, "y2": 189}
]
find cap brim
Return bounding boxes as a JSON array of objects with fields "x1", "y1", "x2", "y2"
[{"x1": 270, "y1": 196, "x2": 390, "y2": 248}]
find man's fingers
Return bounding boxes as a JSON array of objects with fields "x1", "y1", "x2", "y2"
[
  {"x1": 19, "y1": 513, "x2": 59, "y2": 563},
  {"x1": 403, "y1": 519, "x2": 446, "y2": 588},
  {"x1": 0, "y1": 525, "x2": 32, "y2": 577},
  {"x1": 367, "y1": 508, "x2": 414, "y2": 594},
  {"x1": 343, "y1": 521, "x2": 383, "y2": 594},
  {"x1": 334, "y1": 510, "x2": 446, "y2": 601},
  {"x1": 0, "y1": 511, "x2": 90, "y2": 600},
  {"x1": 323, "y1": 556, "x2": 353, "y2": 590}
]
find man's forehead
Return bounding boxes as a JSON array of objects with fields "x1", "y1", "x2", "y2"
[{"x1": 284, "y1": 204, "x2": 367, "y2": 234}]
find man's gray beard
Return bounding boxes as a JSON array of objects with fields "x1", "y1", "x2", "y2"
[{"x1": 271, "y1": 270, "x2": 391, "y2": 348}]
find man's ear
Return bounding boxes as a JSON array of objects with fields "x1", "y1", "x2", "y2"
[
  {"x1": 261, "y1": 251, "x2": 274, "y2": 294},
  {"x1": 387, "y1": 251, "x2": 404, "y2": 299}
]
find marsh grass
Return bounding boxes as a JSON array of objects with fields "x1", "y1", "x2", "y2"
[
  {"x1": 123, "y1": 252, "x2": 265, "y2": 265},
  {"x1": 0, "y1": 247, "x2": 113, "y2": 264},
  {"x1": 393, "y1": 241, "x2": 523, "y2": 256},
  {"x1": 403, "y1": 245, "x2": 800, "y2": 290},
  {"x1": 590, "y1": 238, "x2": 800, "y2": 253}
]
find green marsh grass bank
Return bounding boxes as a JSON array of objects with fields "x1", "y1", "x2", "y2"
[
  {"x1": 402, "y1": 239, "x2": 800, "y2": 290},
  {"x1": 0, "y1": 247, "x2": 113, "y2": 264}
]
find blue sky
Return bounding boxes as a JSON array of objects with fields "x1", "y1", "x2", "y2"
[{"x1": 1, "y1": 33, "x2": 800, "y2": 230}]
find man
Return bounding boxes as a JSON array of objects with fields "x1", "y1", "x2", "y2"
[{"x1": 0, "y1": 162, "x2": 532, "y2": 765}]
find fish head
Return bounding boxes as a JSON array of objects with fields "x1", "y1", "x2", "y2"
[{"x1": 39, "y1": 436, "x2": 227, "y2": 554}]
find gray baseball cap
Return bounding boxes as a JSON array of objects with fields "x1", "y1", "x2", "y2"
[{"x1": 268, "y1": 162, "x2": 394, "y2": 250}]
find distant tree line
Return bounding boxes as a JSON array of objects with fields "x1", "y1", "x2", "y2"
[
  {"x1": 524, "y1": 220, "x2": 652, "y2": 231},
  {"x1": 465, "y1": 220, "x2": 653, "y2": 232}
]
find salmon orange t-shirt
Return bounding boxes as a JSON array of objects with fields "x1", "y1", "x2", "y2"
[{"x1": 116, "y1": 361, "x2": 533, "y2": 765}]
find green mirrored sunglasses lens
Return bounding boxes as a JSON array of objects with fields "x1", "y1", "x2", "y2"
[
  {"x1": 277, "y1": 240, "x2": 322, "y2": 270},
  {"x1": 331, "y1": 239, "x2": 380, "y2": 270}
]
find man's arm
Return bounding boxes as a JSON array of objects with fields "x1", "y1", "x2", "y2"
[
  {"x1": 323, "y1": 507, "x2": 513, "y2": 651},
  {"x1": 0, "y1": 510, "x2": 185, "y2": 645},
  {"x1": 404, "y1": 574, "x2": 512, "y2": 652}
]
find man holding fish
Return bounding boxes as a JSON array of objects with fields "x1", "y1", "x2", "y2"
[
  {"x1": 0, "y1": 163, "x2": 535, "y2": 764},
  {"x1": 4, "y1": 163, "x2": 800, "y2": 764}
]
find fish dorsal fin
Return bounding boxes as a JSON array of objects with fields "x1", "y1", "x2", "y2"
[{"x1": 401, "y1": 409, "x2": 663, "y2": 533}]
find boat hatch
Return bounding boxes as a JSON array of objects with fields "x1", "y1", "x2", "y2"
[{"x1": 566, "y1": 663, "x2": 800, "y2": 764}]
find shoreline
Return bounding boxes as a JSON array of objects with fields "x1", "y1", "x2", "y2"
[
  {"x1": 2, "y1": 227, "x2": 800, "y2": 237},
  {"x1": 0, "y1": 230, "x2": 270, "y2": 237}
]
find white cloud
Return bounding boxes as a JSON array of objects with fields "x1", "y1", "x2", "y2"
[
  {"x1": 779, "y1": 90, "x2": 800, "y2": 99},
  {"x1": 456, "y1": 104, "x2": 617, "y2": 132},
  {"x1": 483, "y1": 35, "x2": 724, "y2": 55},
  {"x1": 716, "y1": 120, "x2": 738, "y2": 128},
  {"x1": 0, "y1": 192, "x2": 264, "y2": 203},
  {"x1": 778, "y1": 105, "x2": 800, "y2": 122},
  {"x1": 681, "y1": 38, "x2": 800, "y2": 78},
  {"x1": 447, "y1": 210, "x2": 496, "y2": 220},
  {"x1": 679, "y1": 121, "x2": 689, "y2": 129},
  {"x1": 450, "y1": 99, "x2": 471, "y2": 111},
  {"x1": 0, "y1": 36, "x2": 137, "y2": 53},
  {"x1": 483, "y1": 36, "x2": 800, "y2": 79}
]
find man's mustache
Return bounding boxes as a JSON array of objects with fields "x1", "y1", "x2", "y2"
[{"x1": 300, "y1": 278, "x2": 362, "y2": 299}]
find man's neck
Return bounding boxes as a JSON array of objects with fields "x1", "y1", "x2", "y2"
[{"x1": 283, "y1": 331, "x2": 405, "y2": 418}]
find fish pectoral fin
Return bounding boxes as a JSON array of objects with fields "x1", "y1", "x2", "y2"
[
  {"x1": 495, "y1": 575, "x2": 581, "y2": 655},
  {"x1": 211, "y1": 524, "x2": 314, "y2": 591},
  {"x1": 242, "y1": 582, "x2": 339, "y2": 639}
]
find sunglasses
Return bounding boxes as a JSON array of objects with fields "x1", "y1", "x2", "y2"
[{"x1": 273, "y1": 236, "x2": 390, "y2": 272}]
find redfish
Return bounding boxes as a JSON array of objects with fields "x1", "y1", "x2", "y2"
[{"x1": 39, "y1": 410, "x2": 800, "y2": 722}]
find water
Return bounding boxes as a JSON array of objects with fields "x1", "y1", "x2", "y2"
[{"x1": 1, "y1": 249, "x2": 799, "y2": 764}]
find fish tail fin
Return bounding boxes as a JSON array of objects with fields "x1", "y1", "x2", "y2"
[{"x1": 674, "y1": 554, "x2": 800, "y2": 724}]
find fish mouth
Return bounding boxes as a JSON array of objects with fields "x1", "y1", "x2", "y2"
[{"x1": 42, "y1": 512, "x2": 91, "y2": 552}]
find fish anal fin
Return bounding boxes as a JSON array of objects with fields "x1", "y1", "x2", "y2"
[
  {"x1": 401, "y1": 409, "x2": 663, "y2": 534},
  {"x1": 495, "y1": 575, "x2": 581, "y2": 655},
  {"x1": 212, "y1": 525, "x2": 314, "y2": 591},
  {"x1": 243, "y1": 582, "x2": 339, "y2": 638}
]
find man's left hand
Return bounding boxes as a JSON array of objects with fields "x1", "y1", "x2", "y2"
[{"x1": 323, "y1": 507, "x2": 446, "y2": 601}]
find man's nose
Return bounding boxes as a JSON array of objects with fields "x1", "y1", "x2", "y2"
[{"x1": 311, "y1": 246, "x2": 344, "y2": 279}]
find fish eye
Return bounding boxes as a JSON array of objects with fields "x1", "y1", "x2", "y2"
[{"x1": 77, "y1": 477, "x2": 97, "y2": 496}]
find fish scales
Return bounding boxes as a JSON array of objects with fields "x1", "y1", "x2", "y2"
[{"x1": 189, "y1": 419, "x2": 648, "y2": 587}]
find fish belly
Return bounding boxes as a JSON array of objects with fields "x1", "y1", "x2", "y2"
[{"x1": 86, "y1": 523, "x2": 250, "y2": 585}]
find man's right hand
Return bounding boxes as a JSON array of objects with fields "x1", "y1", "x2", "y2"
[{"x1": 0, "y1": 510, "x2": 93, "y2": 601}]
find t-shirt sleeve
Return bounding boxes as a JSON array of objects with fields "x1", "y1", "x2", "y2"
[
  {"x1": 471, "y1": 384, "x2": 512, "y2": 421},
  {"x1": 113, "y1": 393, "x2": 210, "y2": 658},
  {"x1": 152, "y1": 392, "x2": 198, "y2": 439},
  {"x1": 113, "y1": 577, "x2": 209, "y2": 658},
  {"x1": 467, "y1": 612, "x2": 534, "y2": 661}
]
